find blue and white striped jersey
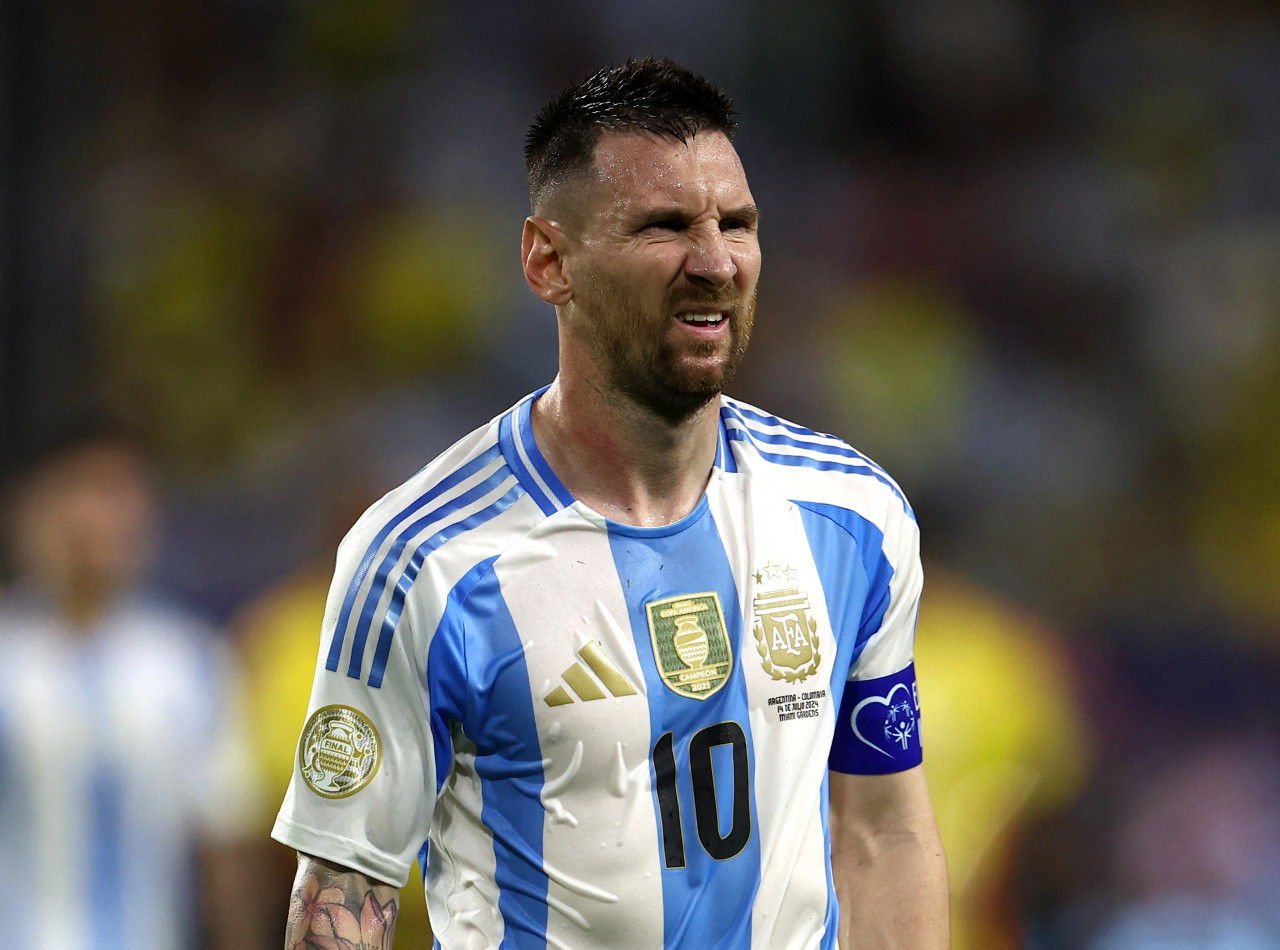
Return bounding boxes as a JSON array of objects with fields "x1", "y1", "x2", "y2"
[{"x1": 273, "y1": 390, "x2": 925, "y2": 949}]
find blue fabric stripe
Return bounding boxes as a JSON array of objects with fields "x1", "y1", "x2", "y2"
[
  {"x1": 723, "y1": 401, "x2": 902, "y2": 489},
  {"x1": 513, "y1": 393, "x2": 576, "y2": 510},
  {"x1": 416, "y1": 559, "x2": 509, "y2": 950},
  {"x1": 367, "y1": 484, "x2": 525, "y2": 687},
  {"x1": 725, "y1": 429, "x2": 912, "y2": 514},
  {"x1": 326, "y1": 444, "x2": 503, "y2": 672},
  {"x1": 349, "y1": 466, "x2": 515, "y2": 681},
  {"x1": 723, "y1": 401, "x2": 842, "y2": 446},
  {"x1": 795, "y1": 501, "x2": 894, "y2": 653},
  {"x1": 606, "y1": 509, "x2": 760, "y2": 949},
  {"x1": 427, "y1": 556, "x2": 499, "y2": 793},
  {"x1": 81, "y1": 650, "x2": 126, "y2": 950},
  {"x1": 89, "y1": 767, "x2": 126, "y2": 950},
  {"x1": 499, "y1": 401, "x2": 557, "y2": 516},
  {"x1": 450, "y1": 568, "x2": 550, "y2": 948},
  {"x1": 795, "y1": 501, "x2": 896, "y2": 780},
  {"x1": 819, "y1": 768, "x2": 838, "y2": 946}
]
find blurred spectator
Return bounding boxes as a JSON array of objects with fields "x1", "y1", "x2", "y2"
[
  {"x1": 915, "y1": 568, "x2": 1092, "y2": 950},
  {"x1": 1087, "y1": 737, "x2": 1280, "y2": 950},
  {"x1": 0, "y1": 427, "x2": 268, "y2": 949},
  {"x1": 1016, "y1": 634, "x2": 1280, "y2": 950}
]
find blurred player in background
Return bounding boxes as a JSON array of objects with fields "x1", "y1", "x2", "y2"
[
  {"x1": 0, "y1": 427, "x2": 268, "y2": 949},
  {"x1": 274, "y1": 58, "x2": 949, "y2": 948}
]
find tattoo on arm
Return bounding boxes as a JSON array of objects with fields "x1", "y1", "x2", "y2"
[{"x1": 287, "y1": 853, "x2": 400, "y2": 950}]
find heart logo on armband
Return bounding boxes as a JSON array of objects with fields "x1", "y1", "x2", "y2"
[{"x1": 850, "y1": 683, "x2": 920, "y2": 759}]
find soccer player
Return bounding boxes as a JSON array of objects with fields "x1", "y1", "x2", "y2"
[
  {"x1": 274, "y1": 58, "x2": 949, "y2": 949},
  {"x1": 0, "y1": 428, "x2": 266, "y2": 950}
]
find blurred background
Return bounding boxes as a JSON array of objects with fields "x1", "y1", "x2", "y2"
[{"x1": 2, "y1": 0, "x2": 1278, "y2": 947}]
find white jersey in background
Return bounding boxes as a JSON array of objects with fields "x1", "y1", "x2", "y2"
[{"x1": 0, "y1": 592, "x2": 262, "y2": 950}]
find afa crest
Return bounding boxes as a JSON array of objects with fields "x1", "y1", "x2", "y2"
[
  {"x1": 646, "y1": 593, "x2": 733, "y2": 700},
  {"x1": 752, "y1": 562, "x2": 821, "y2": 683}
]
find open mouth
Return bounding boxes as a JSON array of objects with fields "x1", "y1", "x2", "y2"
[{"x1": 677, "y1": 312, "x2": 727, "y2": 327}]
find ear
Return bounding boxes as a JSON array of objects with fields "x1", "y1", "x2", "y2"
[{"x1": 521, "y1": 216, "x2": 572, "y2": 306}]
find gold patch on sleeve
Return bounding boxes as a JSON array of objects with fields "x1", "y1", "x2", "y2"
[
  {"x1": 646, "y1": 593, "x2": 733, "y2": 700},
  {"x1": 298, "y1": 704, "x2": 382, "y2": 799}
]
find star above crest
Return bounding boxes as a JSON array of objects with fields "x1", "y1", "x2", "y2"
[{"x1": 753, "y1": 560, "x2": 797, "y2": 585}]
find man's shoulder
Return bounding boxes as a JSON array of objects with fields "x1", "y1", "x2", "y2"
[
  {"x1": 376, "y1": 414, "x2": 506, "y2": 514},
  {"x1": 719, "y1": 395, "x2": 913, "y2": 520},
  {"x1": 332, "y1": 397, "x2": 547, "y2": 589}
]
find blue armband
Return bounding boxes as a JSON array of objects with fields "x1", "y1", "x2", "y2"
[{"x1": 828, "y1": 663, "x2": 922, "y2": 774}]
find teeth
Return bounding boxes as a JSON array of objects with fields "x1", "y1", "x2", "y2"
[{"x1": 680, "y1": 313, "x2": 725, "y2": 325}]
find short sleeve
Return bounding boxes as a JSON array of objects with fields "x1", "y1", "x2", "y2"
[
  {"x1": 271, "y1": 518, "x2": 443, "y2": 888},
  {"x1": 829, "y1": 502, "x2": 924, "y2": 775}
]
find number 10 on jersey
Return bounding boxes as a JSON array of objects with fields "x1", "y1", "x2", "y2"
[{"x1": 651, "y1": 721, "x2": 751, "y2": 868}]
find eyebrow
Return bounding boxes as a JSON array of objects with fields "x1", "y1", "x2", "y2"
[{"x1": 631, "y1": 203, "x2": 760, "y2": 227}]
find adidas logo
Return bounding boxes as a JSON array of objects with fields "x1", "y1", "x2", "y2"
[{"x1": 544, "y1": 641, "x2": 638, "y2": 706}]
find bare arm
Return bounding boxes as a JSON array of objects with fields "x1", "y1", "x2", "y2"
[
  {"x1": 830, "y1": 765, "x2": 950, "y2": 949},
  {"x1": 286, "y1": 852, "x2": 400, "y2": 950}
]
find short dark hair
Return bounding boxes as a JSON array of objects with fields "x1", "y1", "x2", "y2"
[{"x1": 525, "y1": 58, "x2": 737, "y2": 213}]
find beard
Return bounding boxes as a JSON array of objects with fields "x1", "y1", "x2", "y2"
[{"x1": 576, "y1": 273, "x2": 756, "y2": 425}]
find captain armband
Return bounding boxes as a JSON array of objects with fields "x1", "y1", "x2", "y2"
[{"x1": 828, "y1": 663, "x2": 922, "y2": 775}]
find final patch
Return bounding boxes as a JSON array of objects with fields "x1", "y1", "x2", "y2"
[{"x1": 298, "y1": 704, "x2": 382, "y2": 798}]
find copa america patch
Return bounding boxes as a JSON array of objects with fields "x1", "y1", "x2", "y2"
[
  {"x1": 298, "y1": 704, "x2": 382, "y2": 798},
  {"x1": 828, "y1": 663, "x2": 922, "y2": 774}
]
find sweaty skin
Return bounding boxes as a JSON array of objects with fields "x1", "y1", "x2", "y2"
[{"x1": 522, "y1": 130, "x2": 761, "y2": 527}]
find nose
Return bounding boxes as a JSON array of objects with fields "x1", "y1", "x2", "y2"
[{"x1": 684, "y1": 228, "x2": 737, "y2": 286}]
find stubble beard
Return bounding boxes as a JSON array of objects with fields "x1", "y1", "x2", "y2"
[{"x1": 583, "y1": 278, "x2": 756, "y2": 425}]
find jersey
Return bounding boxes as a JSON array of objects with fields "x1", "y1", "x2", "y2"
[
  {"x1": 0, "y1": 589, "x2": 263, "y2": 950},
  {"x1": 272, "y1": 390, "x2": 926, "y2": 950}
]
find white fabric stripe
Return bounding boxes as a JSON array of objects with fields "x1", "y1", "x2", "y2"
[
  {"x1": 338, "y1": 466, "x2": 517, "y2": 679},
  {"x1": 510, "y1": 398, "x2": 563, "y2": 511},
  {"x1": 426, "y1": 731, "x2": 505, "y2": 947},
  {"x1": 499, "y1": 524, "x2": 665, "y2": 950},
  {"x1": 735, "y1": 460, "x2": 904, "y2": 533},
  {"x1": 706, "y1": 478, "x2": 836, "y2": 950},
  {"x1": 18, "y1": 643, "x2": 90, "y2": 950},
  {"x1": 843, "y1": 506, "x2": 922, "y2": 682},
  {"x1": 329, "y1": 433, "x2": 508, "y2": 670},
  {"x1": 724, "y1": 416, "x2": 900, "y2": 486}
]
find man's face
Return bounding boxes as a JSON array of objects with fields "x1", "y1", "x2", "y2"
[
  {"x1": 12, "y1": 441, "x2": 157, "y2": 598},
  {"x1": 559, "y1": 130, "x2": 761, "y2": 422}
]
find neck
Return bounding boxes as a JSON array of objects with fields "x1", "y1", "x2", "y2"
[
  {"x1": 35, "y1": 572, "x2": 119, "y2": 632},
  {"x1": 531, "y1": 376, "x2": 721, "y2": 527}
]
